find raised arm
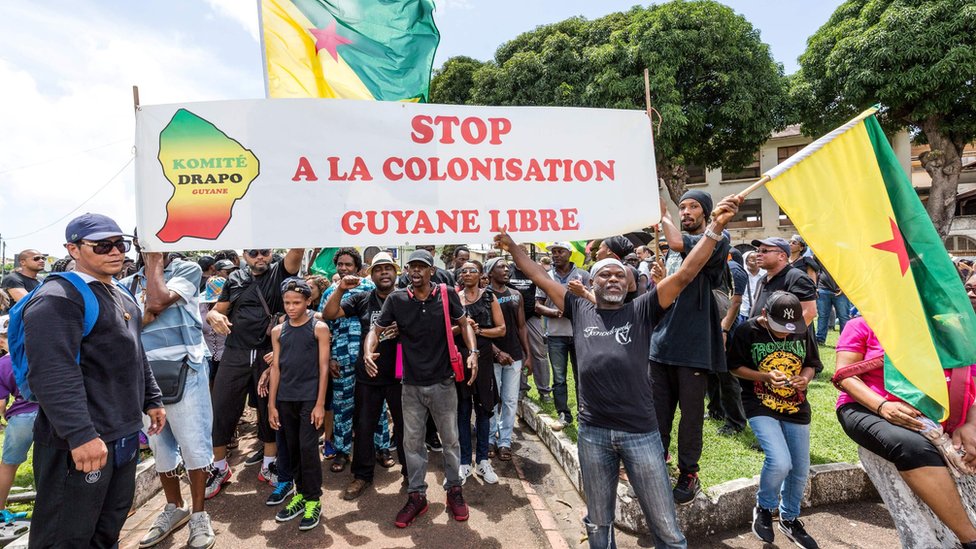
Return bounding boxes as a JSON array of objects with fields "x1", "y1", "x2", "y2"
[
  {"x1": 323, "y1": 275, "x2": 360, "y2": 320},
  {"x1": 495, "y1": 232, "x2": 568, "y2": 312},
  {"x1": 656, "y1": 195, "x2": 741, "y2": 309},
  {"x1": 283, "y1": 248, "x2": 305, "y2": 276}
]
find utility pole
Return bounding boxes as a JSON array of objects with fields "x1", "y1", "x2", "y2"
[{"x1": 0, "y1": 234, "x2": 5, "y2": 282}]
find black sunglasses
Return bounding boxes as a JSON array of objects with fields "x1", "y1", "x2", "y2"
[
  {"x1": 31, "y1": 255, "x2": 45, "y2": 261},
  {"x1": 458, "y1": 268, "x2": 480, "y2": 275},
  {"x1": 79, "y1": 239, "x2": 131, "y2": 255},
  {"x1": 246, "y1": 249, "x2": 272, "y2": 258}
]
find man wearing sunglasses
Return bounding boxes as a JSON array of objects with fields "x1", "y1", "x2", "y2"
[
  {"x1": 748, "y1": 238, "x2": 817, "y2": 326},
  {"x1": 206, "y1": 246, "x2": 304, "y2": 496},
  {"x1": 1, "y1": 249, "x2": 46, "y2": 305},
  {"x1": 21, "y1": 213, "x2": 165, "y2": 547}
]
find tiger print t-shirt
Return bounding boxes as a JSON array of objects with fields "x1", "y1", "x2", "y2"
[{"x1": 727, "y1": 318, "x2": 822, "y2": 424}]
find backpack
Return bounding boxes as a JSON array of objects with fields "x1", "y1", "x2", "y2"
[{"x1": 7, "y1": 272, "x2": 101, "y2": 402}]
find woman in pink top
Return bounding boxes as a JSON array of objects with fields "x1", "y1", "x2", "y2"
[{"x1": 835, "y1": 279, "x2": 976, "y2": 548}]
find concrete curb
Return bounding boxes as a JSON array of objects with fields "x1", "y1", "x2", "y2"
[{"x1": 518, "y1": 399, "x2": 880, "y2": 536}]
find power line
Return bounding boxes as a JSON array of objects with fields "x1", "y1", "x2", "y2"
[
  {"x1": 4, "y1": 155, "x2": 135, "y2": 241},
  {"x1": 0, "y1": 138, "x2": 130, "y2": 175}
]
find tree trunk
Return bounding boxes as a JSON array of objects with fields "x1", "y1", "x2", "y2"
[
  {"x1": 658, "y1": 158, "x2": 689, "y2": 206},
  {"x1": 919, "y1": 118, "x2": 965, "y2": 240}
]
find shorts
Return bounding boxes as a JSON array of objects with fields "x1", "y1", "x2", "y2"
[
  {"x1": 144, "y1": 362, "x2": 215, "y2": 472},
  {"x1": 2, "y1": 411, "x2": 37, "y2": 465}
]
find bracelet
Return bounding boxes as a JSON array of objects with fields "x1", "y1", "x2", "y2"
[
  {"x1": 470, "y1": 349, "x2": 480, "y2": 356},
  {"x1": 876, "y1": 400, "x2": 889, "y2": 415},
  {"x1": 703, "y1": 228, "x2": 723, "y2": 242}
]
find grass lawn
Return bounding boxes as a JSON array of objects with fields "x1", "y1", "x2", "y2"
[{"x1": 524, "y1": 328, "x2": 861, "y2": 489}]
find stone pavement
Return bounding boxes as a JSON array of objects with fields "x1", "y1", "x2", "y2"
[{"x1": 119, "y1": 417, "x2": 901, "y2": 549}]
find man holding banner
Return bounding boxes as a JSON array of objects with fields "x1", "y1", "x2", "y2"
[{"x1": 495, "y1": 193, "x2": 741, "y2": 549}]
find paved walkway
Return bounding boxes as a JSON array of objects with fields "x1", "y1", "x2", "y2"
[{"x1": 120, "y1": 416, "x2": 901, "y2": 549}]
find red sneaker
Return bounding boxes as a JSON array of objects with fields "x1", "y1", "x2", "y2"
[
  {"x1": 394, "y1": 493, "x2": 428, "y2": 528},
  {"x1": 446, "y1": 486, "x2": 468, "y2": 521}
]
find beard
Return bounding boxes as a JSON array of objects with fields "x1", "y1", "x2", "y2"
[{"x1": 594, "y1": 285, "x2": 625, "y2": 304}]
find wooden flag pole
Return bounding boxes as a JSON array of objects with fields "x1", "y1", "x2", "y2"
[
  {"x1": 736, "y1": 175, "x2": 771, "y2": 200},
  {"x1": 643, "y1": 68, "x2": 664, "y2": 257}
]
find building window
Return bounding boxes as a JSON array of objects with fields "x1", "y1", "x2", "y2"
[
  {"x1": 777, "y1": 145, "x2": 805, "y2": 165},
  {"x1": 727, "y1": 198, "x2": 763, "y2": 229},
  {"x1": 946, "y1": 235, "x2": 976, "y2": 255},
  {"x1": 778, "y1": 208, "x2": 794, "y2": 226},
  {"x1": 686, "y1": 164, "x2": 706, "y2": 185},
  {"x1": 722, "y1": 153, "x2": 760, "y2": 182}
]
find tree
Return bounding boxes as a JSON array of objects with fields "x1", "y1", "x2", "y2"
[
  {"x1": 429, "y1": 56, "x2": 485, "y2": 105},
  {"x1": 791, "y1": 0, "x2": 976, "y2": 238},
  {"x1": 428, "y1": 1, "x2": 786, "y2": 205}
]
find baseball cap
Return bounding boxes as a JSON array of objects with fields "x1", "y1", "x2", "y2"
[
  {"x1": 751, "y1": 237, "x2": 790, "y2": 257},
  {"x1": 366, "y1": 252, "x2": 400, "y2": 275},
  {"x1": 197, "y1": 255, "x2": 216, "y2": 271},
  {"x1": 764, "y1": 291, "x2": 807, "y2": 335},
  {"x1": 548, "y1": 242, "x2": 572, "y2": 252},
  {"x1": 202, "y1": 277, "x2": 226, "y2": 303},
  {"x1": 65, "y1": 213, "x2": 131, "y2": 243},
  {"x1": 280, "y1": 277, "x2": 312, "y2": 297},
  {"x1": 214, "y1": 259, "x2": 237, "y2": 272},
  {"x1": 406, "y1": 249, "x2": 434, "y2": 266}
]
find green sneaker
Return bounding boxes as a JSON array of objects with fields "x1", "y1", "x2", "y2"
[
  {"x1": 299, "y1": 499, "x2": 322, "y2": 531},
  {"x1": 275, "y1": 494, "x2": 305, "y2": 522}
]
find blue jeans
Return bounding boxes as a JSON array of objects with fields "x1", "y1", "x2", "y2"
[
  {"x1": 491, "y1": 361, "x2": 521, "y2": 449},
  {"x1": 457, "y1": 390, "x2": 490, "y2": 465},
  {"x1": 748, "y1": 416, "x2": 811, "y2": 521},
  {"x1": 548, "y1": 336, "x2": 578, "y2": 419},
  {"x1": 815, "y1": 289, "x2": 850, "y2": 343},
  {"x1": 2, "y1": 411, "x2": 37, "y2": 465},
  {"x1": 578, "y1": 423, "x2": 686, "y2": 549}
]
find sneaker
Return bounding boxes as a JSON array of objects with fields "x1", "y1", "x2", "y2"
[
  {"x1": 458, "y1": 464, "x2": 472, "y2": 485},
  {"x1": 717, "y1": 424, "x2": 743, "y2": 436},
  {"x1": 186, "y1": 511, "x2": 216, "y2": 549},
  {"x1": 266, "y1": 480, "x2": 296, "y2": 506},
  {"x1": 139, "y1": 503, "x2": 190, "y2": 548},
  {"x1": 540, "y1": 394, "x2": 553, "y2": 404},
  {"x1": 394, "y1": 493, "x2": 429, "y2": 528},
  {"x1": 299, "y1": 500, "x2": 322, "y2": 531},
  {"x1": 475, "y1": 460, "x2": 498, "y2": 484},
  {"x1": 751, "y1": 505, "x2": 775, "y2": 543},
  {"x1": 446, "y1": 486, "x2": 469, "y2": 521},
  {"x1": 204, "y1": 466, "x2": 231, "y2": 500},
  {"x1": 259, "y1": 462, "x2": 278, "y2": 485},
  {"x1": 425, "y1": 436, "x2": 443, "y2": 453},
  {"x1": 243, "y1": 449, "x2": 264, "y2": 467},
  {"x1": 342, "y1": 478, "x2": 371, "y2": 501},
  {"x1": 673, "y1": 472, "x2": 700, "y2": 505},
  {"x1": 779, "y1": 518, "x2": 820, "y2": 549},
  {"x1": 275, "y1": 494, "x2": 306, "y2": 522},
  {"x1": 322, "y1": 439, "x2": 337, "y2": 460}
]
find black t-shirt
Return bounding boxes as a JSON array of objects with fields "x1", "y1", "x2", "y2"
[
  {"x1": 649, "y1": 233, "x2": 730, "y2": 371},
  {"x1": 493, "y1": 287, "x2": 524, "y2": 361},
  {"x1": 727, "y1": 318, "x2": 823, "y2": 424},
  {"x1": 376, "y1": 285, "x2": 465, "y2": 386},
  {"x1": 220, "y1": 260, "x2": 297, "y2": 350},
  {"x1": 817, "y1": 263, "x2": 841, "y2": 294},
  {"x1": 790, "y1": 256, "x2": 820, "y2": 279},
  {"x1": 750, "y1": 266, "x2": 817, "y2": 318},
  {"x1": 2, "y1": 271, "x2": 40, "y2": 301},
  {"x1": 506, "y1": 264, "x2": 537, "y2": 320},
  {"x1": 730, "y1": 261, "x2": 748, "y2": 298},
  {"x1": 276, "y1": 317, "x2": 322, "y2": 402},
  {"x1": 341, "y1": 290, "x2": 398, "y2": 385},
  {"x1": 564, "y1": 290, "x2": 664, "y2": 433}
]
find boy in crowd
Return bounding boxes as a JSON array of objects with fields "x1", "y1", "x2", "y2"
[
  {"x1": 0, "y1": 316, "x2": 37, "y2": 522},
  {"x1": 728, "y1": 291, "x2": 822, "y2": 549},
  {"x1": 268, "y1": 278, "x2": 331, "y2": 531}
]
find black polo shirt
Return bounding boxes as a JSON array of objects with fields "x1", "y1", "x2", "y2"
[
  {"x1": 376, "y1": 284, "x2": 465, "y2": 386},
  {"x1": 749, "y1": 265, "x2": 817, "y2": 317},
  {"x1": 341, "y1": 290, "x2": 398, "y2": 386}
]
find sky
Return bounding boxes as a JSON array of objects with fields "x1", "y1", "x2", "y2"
[{"x1": 0, "y1": 0, "x2": 844, "y2": 259}]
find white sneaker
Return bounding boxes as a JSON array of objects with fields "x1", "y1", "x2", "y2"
[
  {"x1": 139, "y1": 503, "x2": 190, "y2": 548},
  {"x1": 476, "y1": 459, "x2": 499, "y2": 484},
  {"x1": 187, "y1": 511, "x2": 216, "y2": 549},
  {"x1": 458, "y1": 464, "x2": 472, "y2": 485}
]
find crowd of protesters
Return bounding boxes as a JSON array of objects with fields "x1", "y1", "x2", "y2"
[{"x1": 2, "y1": 190, "x2": 976, "y2": 549}]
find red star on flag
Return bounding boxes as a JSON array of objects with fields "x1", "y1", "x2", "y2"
[
  {"x1": 871, "y1": 217, "x2": 910, "y2": 276},
  {"x1": 309, "y1": 21, "x2": 352, "y2": 62}
]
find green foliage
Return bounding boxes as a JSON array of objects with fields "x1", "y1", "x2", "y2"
[
  {"x1": 428, "y1": 1, "x2": 786, "y2": 202},
  {"x1": 792, "y1": 0, "x2": 976, "y2": 141},
  {"x1": 429, "y1": 56, "x2": 485, "y2": 105}
]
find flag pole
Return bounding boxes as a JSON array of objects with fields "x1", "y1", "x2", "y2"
[{"x1": 643, "y1": 68, "x2": 663, "y2": 259}]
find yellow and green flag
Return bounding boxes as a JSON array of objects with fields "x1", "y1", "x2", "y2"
[
  {"x1": 765, "y1": 107, "x2": 976, "y2": 421},
  {"x1": 260, "y1": 0, "x2": 440, "y2": 101}
]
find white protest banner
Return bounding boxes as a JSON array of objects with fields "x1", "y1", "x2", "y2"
[{"x1": 134, "y1": 98, "x2": 658, "y2": 251}]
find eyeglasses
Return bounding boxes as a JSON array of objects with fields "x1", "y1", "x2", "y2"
[
  {"x1": 756, "y1": 248, "x2": 784, "y2": 255},
  {"x1": 458, "y1": 268, "x2": 480, "y2": 275},
  {"x1": 78, "y1": 239, "x2": 131, "y2": 255},
  {"x1": 31, "y1": 255, "x2": 45, "y2": 261},
  {"x1": 246, "y1": 249, "x2": 272, "y2": 258}
]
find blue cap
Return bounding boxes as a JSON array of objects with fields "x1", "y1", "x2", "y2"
[
  {"x1": 65, "y1": 213, "x2": 130, "y2": 243},
  {"x1": 751, "y1": 237, "x2": 790, "y2": 257}
]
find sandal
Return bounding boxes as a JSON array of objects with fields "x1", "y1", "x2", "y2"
[
  {"x1": 487, "y1": 443, "x2": 497, "y2": 459},
  {"x1": 376, "y1": 449, "x2": 396, "y2": 468},
  {"x1": 330, "y1": 454, "x2": 349, "y2": 473},
  {"x1": 498, "y1": 446, "x2": 512, "y2": 461}
]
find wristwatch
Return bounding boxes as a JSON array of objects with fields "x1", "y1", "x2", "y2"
[
  {"x1": 469, "y1": 349, "x2": 480, "y2": 356},
  {"x1": 703, "y1": 228, "x2": 723, "y2": 242}
]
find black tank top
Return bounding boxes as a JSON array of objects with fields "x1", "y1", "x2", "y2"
[{"x1": 277, "y1": 317, "x2": 320, "y2": 402}]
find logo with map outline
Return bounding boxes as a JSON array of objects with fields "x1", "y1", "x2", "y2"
[{"x1": 155, "y1": 109, "x2": 260, "y2": 243}]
